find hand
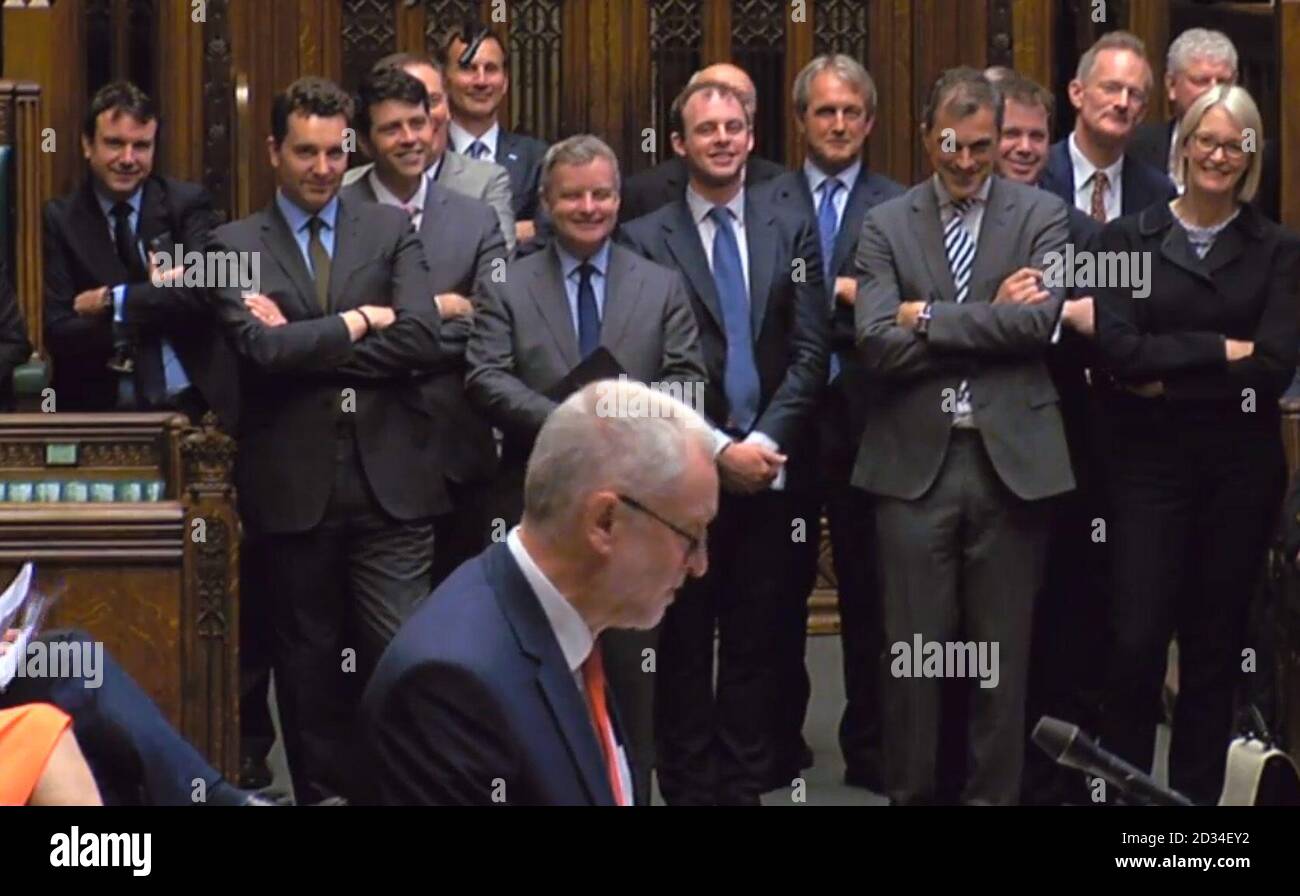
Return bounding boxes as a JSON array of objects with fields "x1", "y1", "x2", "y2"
[
  {"x1": 896, "y1": 301, "x2": 926, "y2": 330},
  {"x1": 149, "y1": 256, "x2": 185, "y2": 286},
  {"x1": 1225, "y1": 338, "x2": 1254, "y2": 362},
  {"x1": 0, "y1": 628, "x2": 17, "y2": 655},
  {"x1": 1123, "y1": 380, "x2": 1165, "y2": 398},
  {"x1": 717, "y1": 442, "x2": 783, "y2": 494},
  {"x1": 514, "y1": 220, "x2": 537, "y2": 244},
  {"x1": 834, "y1": 277, "x2": 858, "y2": 307},
  {"x1": 243, "y1": 294, "x2": 287, "y2": 328},
  {"x1": 357, "y1": 305, "x2": 396, "y2": 330},
  {"x1": 1062, "y1": 296, "x2": 1095, "y2": 337},
  {"x1": 73, "y1": 286, "x2": 110, "y2": 316},
  {"x1": 340, "y1": 310, "x2": 368, "y2": 342},
  {"x1": 435, "y1": 293, "x2": 474, "y2": 319},
  {"x1": 994, "y1": 267, "x2": 1050, "y2": 305}
]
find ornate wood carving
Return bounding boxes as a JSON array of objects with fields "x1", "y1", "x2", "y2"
[
  {"x1": 988, "y1": 0, "x2": 1013, "y2": 69},
  {"x1": 813, "y1": 0, "x2": 869, "y2": 61},
  {"x1": 648, "y1": 0, "x2": 701, "y2": 165},
  {"x1": 507, "y1": 0, "x2": 563, "y2": 142},
  {"x1": 342, "y1": 0, "x2": 398, "y2": 94},
  {"x1": 203, "y1": 0, "x2": 234, "y2": 224},
  {"x1": 422, "y1": 0, "x2": 480, "y2": 55},
  {"x1": 731, "y1": 0, "x2": 785, "y2": 164}
]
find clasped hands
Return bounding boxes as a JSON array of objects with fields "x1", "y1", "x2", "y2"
[{"x1": 718, "y1": 441, "x2": 786, "y2": 495}]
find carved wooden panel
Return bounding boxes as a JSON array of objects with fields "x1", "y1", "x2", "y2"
[
  {"x1": 423, "y1": 0, "x2": 480, "y2": 53},
  {"x1": 508, "y1": 0, "x2": 564, "y2": 142},
  {"x1": 813, "y1": 0, "x2": 869, "y2": 62},
  {"x1": 342, "y1": 0, "x2": 398, "y2": 94},
  {"x1": 203, "y1": 0, "x2": 234, "y2": 225},
  {"x1": 731, "y1": 0, "x2": 786, "y2": 163},
  {"x1": 987, "y1": 0, "x2": 1013, "y2": 69},
  {"x1": 127, "y1": 0, "x2": 156, "y2": 92},
  {"x1": 649, "y1": 0, "x2": 702, "y2": 164},
  {"x1": 86, "y1": 0, "x2": 113, "y2": 94}
]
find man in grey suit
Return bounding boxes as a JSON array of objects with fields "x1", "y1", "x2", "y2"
[
  {"x1": 210, "y1": 77, "x2": 449, "y2": 804},
  {"x1": 854, "y1": 68, "x2": 1074, "y2": 805},
  {"x1": 343, "y1": 52, "x2": 516, "y2": 254},
  {"x1": 343, "y1": 65, "x2": 509, "y2": 587},
  {"x1": 466, "y1": 134, "x2": 705, "y2": 805}
]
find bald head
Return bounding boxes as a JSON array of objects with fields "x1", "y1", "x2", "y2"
[{"x1": 691, "y1": 64, "x2": 757, "y2": 116}]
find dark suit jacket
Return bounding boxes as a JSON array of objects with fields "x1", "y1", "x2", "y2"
[
  {"x1": 342, "y1": 177, "x2": 507, "y2": 486},
  {"x1": 620, "y1": 180, "x2": 830, "y2": 489},
  {"x1": 1130, "y1": 118, "x2": 1281, "y2": 221},
  {"x1": 1039, "y1": 138, "x2": 1175, "y2": 221},
  {"x1": 210, "y1": 194, "x2": 451, "y2": 534},
  {"x1": 619, "y1": 155, "x2": 786, "y2": 225},
  {"x1": 1094, "y1": 200, "x2": 1300, "y2": 410},
  {"x1": 41, "y1": 176, "x2": 240, "y2": 429},
  {"x1": 853, "y1": 175, "x2": 1075, "y2": 502},
  {"x1": 465, "y1": 240, "x2": 706, "y2": 460},
  {"x1": 768, "y1": 165, "x2": 905, "y2": 439},
  {"x1": 495, "y1": 128, "x2": 548, "y2": 223},
  {"x1": 0, "y1": 260, "x2": 30, "y2": 411},
  {"x1": 361, "y1": 541, "x2": 624, "y2": 806}
]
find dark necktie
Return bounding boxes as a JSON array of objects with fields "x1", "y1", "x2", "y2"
[
  {"x1": 110, "y1": 201, "x2": 165, "y2": 407},
  {"x1": 707, "y1": 205, "x2": 760, "y2": 432},
  {"x1": 817, "y1": 178, "x2": 843, "y2": 382},
  {"x1": 576, "y1": 263, "x2": 600, "y2": 357},
  {"x1": 467, "y1": 140, "x2": 489, "y2": 160},
  {"x1": 307, "y1": 216, "x2": 331, "y2": 312},
  {"x1": 944, "y1": 198, "x2": 976, "y2": 420}
]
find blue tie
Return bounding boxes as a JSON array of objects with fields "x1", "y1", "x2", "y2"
[
  {"x1": 576, "y1": 263, "x2": 600, "y2": 357},
  {"x1": 708, "y1": 206, "x2": 760, "y2": 432},
  {"x1": 467, "y1": 140, "x2": 488, "y2": 160},
  {"x1": 817, "y1": 178, "x2": 843, "y2": 382}
]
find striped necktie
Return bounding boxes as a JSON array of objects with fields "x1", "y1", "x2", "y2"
[{"x1": 943, "y1": 198, "x2": 975, "y2": 421}]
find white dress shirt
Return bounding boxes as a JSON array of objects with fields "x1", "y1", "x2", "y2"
[
  {"x1": 367, "y1": 168, "x2": 427, "y2": 230},
  {"x1": 506, "y1": 527, "x2": 634, "y2": 805},
  {"x1": 1068, "y1": 131, "x2": 1124, "y2": 221},
  {"x1": 450, "y1": 119, "x2": 500, "y2": 160}
]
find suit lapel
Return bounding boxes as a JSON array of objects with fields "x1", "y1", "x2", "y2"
[
  {"x1": 487, "y1": 543, "x2": 613, "y2": 806},
  {"x1": 1202, "y1": 215, "x2": 1249, "y2": 277},
  {"x1": 832, "y1": 170, "x2": 872, "y2": 275},
  {"x1": 71, "y1": 180, "x2": 130, "y2": 285},
  {"x1": 136, "y1": 179, "x2": 174, "y2": 251},
  {"x1": 599, "y1": 244, "x2": 640, "y2": 351},
  {"x1": 968, "y1": 177, "x2": 1012, "y2": 303},
  {"x1": 663, "y1": 201, "x2": 725, "y2": 332},
  {"x1": 259, "y1": 201, "x2": 320, "y2": 317},
  {"x1": 1153, "y1": 206, "x2": 1214, "y2": 286},
  {"x1": 530, "y1": 245, "x2": 581, "y2": 368},
  {"x1": 909, "y1": 183, "x2": 956, "y2": 303},
  {"x1": 418, "y1": 183, "x2": 452, "y2": 268},
  {"x1": 744, "y1": 191, "x2": 776, "y2": 337},
  {"x1": 327, "y1": 196, "x2": 369, "y2": 311}
]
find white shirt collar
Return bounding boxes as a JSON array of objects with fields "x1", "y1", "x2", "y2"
[
  {"x1": 686, "y1": 184, "x2": 745, "y2": 228},
  {"x1": 450, "y1": 120, "x2": 500, "y2": 159},
  {"x1": 803, "y1": 157, "x2": 861, "y2": 199},
  {"x1": 931, "y1": 171, "x2": 992, "y2": 211},
  {"x1": 367, "y1": 168, "x2": 427, "y2": 216},
  {"x1": 506, "y1": 527, "x2": 593, "y2": 675},
  {"x1": 1068, "y1": 130, "x2": 1124, "y2": 189}
]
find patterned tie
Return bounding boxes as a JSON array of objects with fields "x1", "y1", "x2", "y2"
[
  {"x1": 943, "y1": 198, "x2": 976, "y2": 420},
  {"x1": 1089, "y1": 170, "x2": 1110, "y2": 222},
  {"x1": 307, "y1": 216, "x2": 331, "y2": 312},
  {"x1": 467, "y1": 140, "x2": 489, "y2": 160},
  {"x1": 817, "y1": 177, "x2": 844, "y2": 382},
  {"x1": 110, "y1": 202, "x2": 165, "y2": 407},
  {"x1": 581, "y1": 647, "x2": 627, "y2": 806},
  {"x1": 576, "y1": 263, "x2": 600, "y2": 357},
  {"x1": 708, "y1": 206, "x2": 761, "y2": 432}
]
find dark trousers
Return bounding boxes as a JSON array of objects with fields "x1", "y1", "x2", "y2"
[
  {"x1": 780, "y1": 391, "x2": 883, "y2": 784},
  {"x1": 655, "y1": 489, "x2": 797, "y2": 805},
  {"x1": 1, "y1": 630, "x2": 224, "y2": 805},
  {"x1": 431, "y1": 479, "x2": 491, "y2": 588},
  {"x1": 874, "y1": 431, "x2": 1048, "y2": 805},
  {"x1": 1099, "y1": 409, "x2": 1284, "y2": 805},
  {"x1": 250, "y1": 429, "x2": 434, "y2": 804}
]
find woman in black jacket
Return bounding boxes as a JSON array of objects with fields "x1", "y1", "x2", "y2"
[{"x1": 1093, "y1": 84, "x2": 1300, "y2": 805}]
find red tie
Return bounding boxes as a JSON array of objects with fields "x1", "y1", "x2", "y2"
[
  {"x1": 581, "y1": 647, "x2": 627, "y2": 806},
  {"x1": 1090, "y1": 170, "x2": 1110, "y2": 223}
]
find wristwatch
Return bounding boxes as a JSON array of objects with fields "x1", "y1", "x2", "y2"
[{"x1": 916, "y1": 302, "x2": 933, "y2": 336}]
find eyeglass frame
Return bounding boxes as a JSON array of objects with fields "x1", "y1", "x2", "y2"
[{"x1": 617, "y1": 493, "x2": 706, "y2": 561}]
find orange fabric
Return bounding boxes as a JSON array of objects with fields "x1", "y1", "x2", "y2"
[
  {"x1": 0, "y1": 703, "x2": 73, "y2": 806},
  {"x1": 581, "y1": 648, "x2": 626, "y2": 806}
]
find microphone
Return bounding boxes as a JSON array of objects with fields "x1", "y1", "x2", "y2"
[{"x1": 1032, "y1": 716, "x2": 1195, "y2": 807}]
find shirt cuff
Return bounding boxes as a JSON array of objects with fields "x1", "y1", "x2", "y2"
[
  {"x1": 712, "y1": 427, "x2": 733, "y2": 458},
  {"x1": 112, "y1": 285, "x2": 127, "y2": 324}
]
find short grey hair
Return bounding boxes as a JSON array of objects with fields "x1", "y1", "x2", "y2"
[
  {"x1": 1075, "y1": 30, "x2": 1151, "y2": 88},
  {"x1": 523, "y1": 379, "x2": 714, "y2": 535},
  {"x1": 792, "y1": 54, "x2": 877, "y2": 117},
  {"x1": 539, "y1": 134, "x2": 622, "y2": 199},
  {"x1": 1167, "y1": 28, "x2": 1237, "y2": 79},
  {"x1": 1173, "y1": 83, "x2": 1263, "y2": 202}
]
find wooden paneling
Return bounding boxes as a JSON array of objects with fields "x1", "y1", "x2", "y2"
[
  {"x1": 1012, "y1": 0, "x2": 1055, "y2": 91},
  {"x1": 700, "y1": 0, "x2": 731, "y2": 65},
  {"x1": 157, "y1": 0, "x2": 206, "y2": 185},
  {"x1": 1281, "y1": 0, "x2": 1300, "y2": 230},
  {"x1": 1127, "y1": 0, "x2": 1169, "y2": 124},
  {"x1": 396, "y1": 0, "x2": 428, "y2": 54},
  {"x1": 869, "y1": 0, "x2": 915, "y2": 188},
  {"x1": 3, "y1": 0, "x2": 86, "y2": 199},
  {"x1": 784, "y1": 2, "x2": 815, "y2": 169}
]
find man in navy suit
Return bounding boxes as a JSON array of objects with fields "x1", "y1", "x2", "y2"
[
  {"x1": 361, "y1": 379, "x2": 718, "y2": 806},
  {"x1": 1039, "y1": 31, "x2": 1174, "y2": 224},
  {"x1": 440, "y1": 21, "x2": 549, "y2": 248},
  {"x1": 767, "y1": 54, "x2": 903, "y2": 792},
  {"x1": 621, "y1": 79, "x2": 828, "y2": 806}
]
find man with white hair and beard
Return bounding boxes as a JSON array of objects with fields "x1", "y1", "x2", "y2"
[{"x1": 361, "y1": 379, "x2": 718, "y2": 805}]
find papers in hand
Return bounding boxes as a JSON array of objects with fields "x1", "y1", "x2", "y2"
[{"x1": 0, "y1": 563, "x2": 53, "y2": 691}]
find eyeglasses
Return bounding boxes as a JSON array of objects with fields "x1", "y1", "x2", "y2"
[
  {"x1": 617, "y1": 494, "x2": 705, "y2": 560},
  {"x1": 1094, "y1": 81, "x2": 1148, "y2": 105},
  {"x1": 1189, "y1": 132, "x2": 1247, "y2": 160}
]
